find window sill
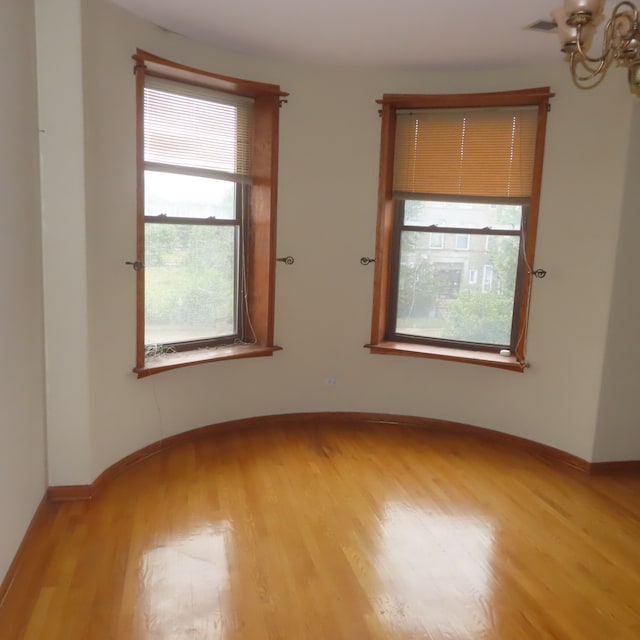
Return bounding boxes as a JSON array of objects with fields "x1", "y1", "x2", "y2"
[
  {"x1": 364, "y1": 340, "x2": 525, "y2": 372},
  {"x1": 134, "y1": 343, "x2": 282, "y2": 378}
]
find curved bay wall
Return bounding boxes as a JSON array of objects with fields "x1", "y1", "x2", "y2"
[{"x1": 66, "y1": 0, "x2": 639, "y2": 485}]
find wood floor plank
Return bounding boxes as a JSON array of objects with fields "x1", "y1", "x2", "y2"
[{"x1": 1, "y1": 421, "x2": 640, "y2": 638}]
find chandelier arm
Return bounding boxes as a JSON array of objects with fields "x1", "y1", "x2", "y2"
[
  {"x1": 611, "y1": 1, "x2": 639, "y2": 19},
  {"x1": 571, "y1": 46, "x2": 610, "y2": 76},
  {"x1": 574, "y1": 3, "x2": 638, "y2": 64},
  {"x1": 570, "y1": 53, "x2": 609, "y2": 88},
  {"x1": 611, "y1": 2, "x2": 640, "y2": 43},
  {"x1": 575, "y1": 23, "x2": 614, "y2": 65},
  {"x1": 607, "y1": 2, "x2": 639, "y2": 51}
]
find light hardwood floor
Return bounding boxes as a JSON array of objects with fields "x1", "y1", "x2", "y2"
[{"x1": 1, "y1": 419, "x2": 640, "y2": 639}]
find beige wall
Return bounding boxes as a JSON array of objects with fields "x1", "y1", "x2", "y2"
[
  {"x1": 70, "y1": 0, "x2": 639, "y2": 484},
  {"x1": 0, "y1": 1, "x2": 47, "y2": 581},
  {"x1": 36, "y1": 0, "x2": 93, "y2": 486},
  {"x1": 593, "y1": 100, "x2": 640, "y2": 461}
]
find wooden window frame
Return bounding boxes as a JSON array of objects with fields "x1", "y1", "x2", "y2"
[
  {"x1": 366, "y1": 88, "x2": 553, "y2": 372},
  {"x1": 132, "y1": 50, "x2": 288, "y2": 378},
  {"x1": 386, "y1": 199, "x2": 529, "y2": 354}
]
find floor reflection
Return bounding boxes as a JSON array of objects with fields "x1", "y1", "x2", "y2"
[
  {"x1": 140, "y1": 523, "x2": 231, "y2": 639},
  {"x1": 374, "y1": 503, "x2": 495, "y2": 638}
]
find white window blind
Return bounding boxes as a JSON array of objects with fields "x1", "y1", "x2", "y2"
[
  {"x1": 393, "y1": 106, "x2": 538, "y2": 199},
  {"x1": 144, "y1": 75, "x2": 253, "y2": 178}
]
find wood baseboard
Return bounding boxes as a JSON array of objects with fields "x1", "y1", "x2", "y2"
[
  {"x1": 587, "y1": 460, "x2": 640, "y2": 474},
  {"x1": 46, "y1": 412, "x2": 640, "y2": 502},
  {"x1": 46, "y1": 484, "x2": 93, "y2": 502}
]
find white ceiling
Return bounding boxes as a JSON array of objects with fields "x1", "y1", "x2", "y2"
[{"x1": 108, "y1": 0, "x2": 570, "y2": 70}]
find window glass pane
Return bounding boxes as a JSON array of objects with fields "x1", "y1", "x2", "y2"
[
  {"x1": 144, "y1": 224, "x2": 237, "y2": 345},
  {"x1": 145, "y1": 171, "x2": 236, "y2": 220},
  {"x1": 455, "y1": 234, "x2": 470, "y2": 250},
  {"x1": 429, "y1": 233, "x2": 444, "y2": 249},
  {"x1": 396, "y1": 230, "x2": 519, "y2": 347},
  {"x1": 404, "y1": 200, "x2": 522, "y2": 231}
]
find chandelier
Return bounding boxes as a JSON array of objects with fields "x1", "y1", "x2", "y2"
[{"x1": 551, "y1": 0, "x2": 640, "y2": 90}]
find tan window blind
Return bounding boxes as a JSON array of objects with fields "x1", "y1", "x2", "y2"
[
  {"x1": 393, "y1": 106, "x2": 538, "y2": 199},
  {"x1": 144, "y1": 75, "x2": 253, "y2": 178}
]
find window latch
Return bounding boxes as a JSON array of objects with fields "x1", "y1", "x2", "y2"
[
  {"x1": 276, "y1": 256, "x2": 295, "y2": 265},
  {"x1": 360, "y1": 257, "x2": 376, "y2": 265},
  {"x1": 125, "y1": 261, "x2": 145, "y2": 271}
]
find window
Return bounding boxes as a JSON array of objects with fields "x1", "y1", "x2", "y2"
[
  {"x1": 132, "y1": 50, "x2": 288, "y2": 377},
  {"x1": 482, "y1": 265, "x2": 494, "y2": 293},
  {"x1": 367, "y1": 88, "x2": 553, "y2": 371},
  {"x1": 455, "y1": 234, "x2": 470, "y2": 250},
  {"x1": 429, "y1": 233, "x2": 444, "y2": 249}
]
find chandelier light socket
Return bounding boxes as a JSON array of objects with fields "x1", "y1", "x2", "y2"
[
  {"x1": 563, "y1": 0, "x2": 605, "y2": 22},
  {"x1": 551, "y1": 7, "x2": 595, "y2": 51},
  {"x1": 565, "y1": 10, "x2": 595, "y2": 26},
  {"x1": 621, "y1": 37, "x2": 640, "y2": 59}
]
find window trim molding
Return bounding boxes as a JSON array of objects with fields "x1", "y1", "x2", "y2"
[
  {"x1": 367, "y1": 88, "x2": 553, "y2": 370},
  {"x1": 365, "y1": 340, "x2": 525, "y2": 371},
  {"x1": 132, "y1": 50, "x2": 288, "y2": 377},
  {"x1": 135, "y1": 344, "x2": 283, "y2": 378}
]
